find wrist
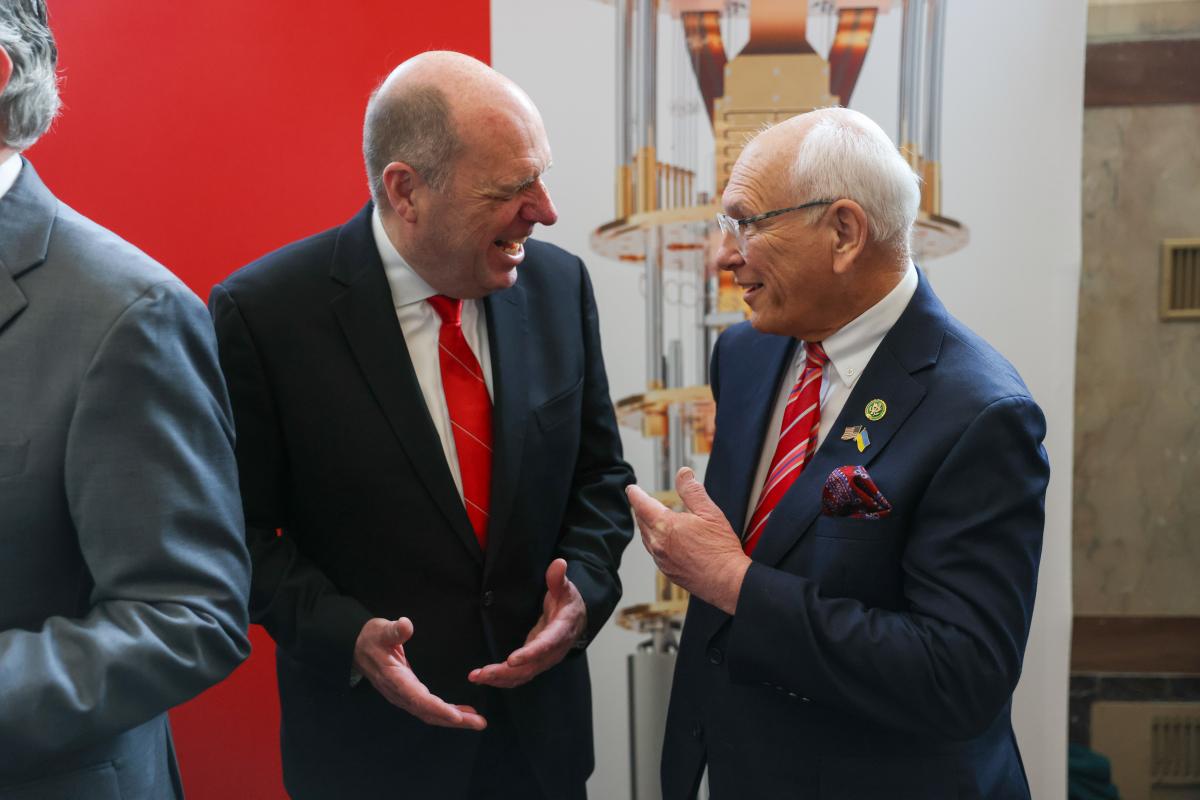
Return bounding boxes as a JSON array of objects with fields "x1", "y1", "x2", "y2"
[{"x1": 718, "y1": 555, "x2": 752, "y2": 616}]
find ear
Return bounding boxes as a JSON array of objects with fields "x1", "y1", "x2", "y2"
[
  {"x1": 380, "y1": 161, "x2": 424, "y2": 223},
  {"x1": 829, "y1": 199, "x2": 869, "y2": 275},
  {"x1": 0, "y1": 46, "x2": 13, "y2": 98}
]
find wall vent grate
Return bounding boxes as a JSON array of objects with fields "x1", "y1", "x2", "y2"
[
  {"x1": 1161, "y1": 239, "x2": 1200, "y2": 320},
  {"x1": 1152, "y1": 714, "x2": 1200, "y2": 786}
]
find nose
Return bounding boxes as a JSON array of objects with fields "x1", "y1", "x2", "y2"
[
  {"x1": 521, "y1": 180, "x2": 558, "y2": 227},
  {"x1": 715, "y1": 228, "x2": 743, "y2": 272}
]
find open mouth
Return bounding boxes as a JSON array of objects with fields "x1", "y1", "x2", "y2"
[
  {"x1": 493, "y1": 238, "x2": 525, "y2": 257},
  {"x1": 740, "y1": 281, "x2": 764, "y2": 300}
]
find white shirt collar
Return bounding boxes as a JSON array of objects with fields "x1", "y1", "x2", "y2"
[
  {"x1": 815, "y1": 263, "x2": 919, "y2": 386},
  {"x1": 372, "y1": 207, "x2": 437, "y2": 307},
  {"x1": 0, "y1": 155, "x2": 23, "y2": 203}
]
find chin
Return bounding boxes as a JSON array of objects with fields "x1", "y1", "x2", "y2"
[
  {"x1": 490, "y1": 266, "x2": 519, "y2": 292},
  {"x1": 747, "y1": 309, "x2": 783, "y2": 335}
]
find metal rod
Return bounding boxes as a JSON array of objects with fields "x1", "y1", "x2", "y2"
[
  {"x1": 898, "y1": 0, "x2": 925, "y2": 167},
  {"x1": 616, "y1": 0, "x2": 634, "y2": 216},
  {"x1": 636, "y1": 0, "x2": 658, "y2": 204},
  {"x1": 924, "y1": 0, "x2": 946, "y2": 164},
  {"x1": 624, "y1": 0, "x2": 633, "y2": 169},
  {"x1": 667, "y1": 339, "x2": 685, "y2": 479}
]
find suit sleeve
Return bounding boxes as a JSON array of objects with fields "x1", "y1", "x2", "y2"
[
  {"x1": 0, "y1": 281, "x2": 251, "y2": 770},
  {"x1": 209, "y1": 284, "x2": 372, "y2": 685},
  {"x1": 726, "y1": 393, "x2": 1049, "y2": 739},
  {"x1": 557, "y1": 261, "x2": 636, "y2": 645}
]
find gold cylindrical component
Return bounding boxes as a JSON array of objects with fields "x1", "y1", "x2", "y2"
[
  {"x1": 636, "y1": 146, "x2": 657, "y2": 213},
  {"x1": 655, "y1": 571, "x2": 688, "y2": 604},
  {"x1": 899, "y1": 141, "x2": 921, "y2": 172},
  {"x1": 616, "y1": 164, "x2": 633, "y2": 218},
  {"x1": 921, "y1": 158, "x2": 941, "y2": 216}
]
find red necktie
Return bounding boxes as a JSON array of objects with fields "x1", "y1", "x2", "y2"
[
  {"x1": 427, "y1": 295, "x2": 492, "y2": 549},
  {"x1": 742, "y1": 342, "x2": 829, "y2": 555}
]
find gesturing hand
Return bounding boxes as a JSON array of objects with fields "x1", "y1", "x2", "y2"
[
  {"x1": 468, "y1": 558, "x2": 586, "y2": 689},
  {"x1": 626, "y1": 467, "x2": 751, "y2": 615},
  {"x1": 353, "y1": 617, "x2": 487, "y2": 730}
]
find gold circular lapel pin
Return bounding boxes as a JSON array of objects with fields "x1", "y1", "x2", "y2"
[{"x1": 865, "y1": 399, "x2": 887, "y2": 421}]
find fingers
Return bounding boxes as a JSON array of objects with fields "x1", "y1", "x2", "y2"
[
  {"x1": 400, "y1": 680, "x2": 488, "y2": 730},
  {"x1": 507, "y1": 616, "x2": 572, "y2": 667},
  {"x1": 674, "y1": 467, "x2": 722, "y2": 520},
  {"x1": 358, "y1": 617, "x2": 486, "y2": 730},
  {"x1": 382, "y1": 662, "x2": 486, "y2": 730},
  {"x1": 469, "y1": 660, "x2": 535, "y2": 689},
  {"x1": 470, "y1": 611, "x2": 578, "y2": 688},
  {"x1": 626, "y1": 483, "x2": 668, "y2": 529}
]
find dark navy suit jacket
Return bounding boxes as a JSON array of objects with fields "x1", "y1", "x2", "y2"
[
  {"x1": 210, "y1": 203, "x2": 634, "y2": 800},
  {"x1": 662, "y1": 271, "x2": 1049, "y2": 799}
]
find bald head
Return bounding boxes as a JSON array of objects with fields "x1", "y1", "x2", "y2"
[
  {"x1": 734, "y1": 107, "x2": 920, "y2": 260},
  {"x1": 363, "y1": 51, "x2": 540, "y2": 206}
]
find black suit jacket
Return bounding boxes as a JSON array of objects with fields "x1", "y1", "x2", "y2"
[
  {"x1": 210, "y1": 203, "x2": 634, "y2": 799},
  {"x1": 662, "y1": 273, "x2": 1048, "y2": 799}
]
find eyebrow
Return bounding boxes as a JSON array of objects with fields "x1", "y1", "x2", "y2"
[
  {"x1": 724, "y1": 201, "x2": 748, "y2": 219},
  {"x1": 496, "y1": 162, "x2": 554, "y2": 195}
]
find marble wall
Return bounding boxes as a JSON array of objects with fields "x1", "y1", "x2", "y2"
[{"x1": 1074, "y1": 102, "x2": 1200, "y2": 614}]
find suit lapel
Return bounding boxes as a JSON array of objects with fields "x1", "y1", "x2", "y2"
[
  {"x1": 0, "y1": 159, "x2": 56, "y2": 334},
  {"x1": 0, "y1": 268, "x2": 27, "y2": 335},
  {"x1": 711, "y1": 333, "x2": 796, "y2": 537},
  {"x1": 329, "y1": 205, "x2": 481, "y2": 564},
  {"x1": 481, "y1": 284, "x2": 528, "y2": 573},
  {"x1": 750, "y1": 270, "x2": 945, "y2": 568}
]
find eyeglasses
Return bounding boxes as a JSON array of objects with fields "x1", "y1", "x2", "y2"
[{"x1": 715, "y1": 199, "x2": 836, "y2": 255}]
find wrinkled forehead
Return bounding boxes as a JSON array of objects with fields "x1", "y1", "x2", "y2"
[{"x1": 723, "y1": 141, "x2": 790, "y2": 217}]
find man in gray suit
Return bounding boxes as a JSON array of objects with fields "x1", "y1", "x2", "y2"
[{"x1": 0, "y1": 3, "x2": 251, "y2": 797}]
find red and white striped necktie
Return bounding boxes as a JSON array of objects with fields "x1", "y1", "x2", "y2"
[
  {"x1": 742, "y1": 342, "x2": 829, "y2": 555},
  {"x1": 427, "y1": 295, "x2": 492, "y2": 550}
]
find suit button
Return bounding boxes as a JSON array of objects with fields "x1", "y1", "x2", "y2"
[
  {"x1": 707, "y1": 647, "x2": 724, "y2": 665},
  {"x1": 691, "y1": 723, "x2": 704, "y2": 741},
  {"x1": 481, "y1": 590, "x2": 494, "y2": 607}
]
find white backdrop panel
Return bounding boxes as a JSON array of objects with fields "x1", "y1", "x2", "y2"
[{"x1": 492, "y1": 2, "x2": 1084, "y2": 797}]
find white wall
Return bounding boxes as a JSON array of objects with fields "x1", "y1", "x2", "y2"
[{"x1": 493, "y1": 2, "x2": 1084, "y2": 797}]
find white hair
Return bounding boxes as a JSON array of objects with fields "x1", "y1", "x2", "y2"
[
  {"x1": 0, "y1": 0, "x2": 60, "y2": 150},
  {"x1": 789, "y1": 108, "x2": 920, "y2": 258}
]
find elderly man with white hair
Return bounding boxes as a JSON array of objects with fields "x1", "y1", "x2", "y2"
[{"x1": 628, "y1": 107, "x2": 1049, "y2": 799}]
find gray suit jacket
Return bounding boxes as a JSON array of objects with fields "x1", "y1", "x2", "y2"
[{"x1": 0, "y1": 159, "x2": 251, "y2": 799}]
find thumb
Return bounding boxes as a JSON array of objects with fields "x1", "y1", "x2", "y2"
[
  {"x1": 675, "y1": 467, "x2": 722, "y2": 521},
  {"x1": 387, "y1": 616, "x2": 415, "y2": 647},
  {"x1": 545, "y1": 557, "x2": 569, "y2": 595}
]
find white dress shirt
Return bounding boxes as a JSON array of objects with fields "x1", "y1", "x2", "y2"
[
  {"x1": 0, "y1": 155, "x2": 22, "y2": 203},
  {"x1": 743, "y1": 265, "x2": 919, "y2": 529},
  {"x1": 372, "y1": 209, "x2": 494, "y2": 503}
]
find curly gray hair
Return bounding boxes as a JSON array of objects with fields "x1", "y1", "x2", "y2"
[{"x1": 0, "y1": 0, "x2": 60, "y2": 150}]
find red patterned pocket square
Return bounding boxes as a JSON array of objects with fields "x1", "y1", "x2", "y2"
[{"x1": 821, "y1": 465, "x2": 892, "y2": 519}]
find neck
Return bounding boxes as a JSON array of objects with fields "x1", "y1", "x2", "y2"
[
  {"x1": 806, "y1": 255, "x2": 908, "y2": 341},
  {"x1": 0, "y1": 147, "x2": 18, "y2": 168},
  {"x1": 377, "y1": 205, "x2": 458, "y2": 297}
]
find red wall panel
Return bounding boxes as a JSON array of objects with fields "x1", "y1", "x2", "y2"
[{"x1": 26, "y1": 2, "x2": 490, "y2": 796}]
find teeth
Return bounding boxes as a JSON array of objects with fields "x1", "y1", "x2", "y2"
[{"x1": 494, "y1": 239, "x2": 524, "y2": 256}]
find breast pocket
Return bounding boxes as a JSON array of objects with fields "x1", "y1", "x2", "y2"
[
  {"x1": 0, "y1": 439, "x2": 29, "y2": 480},
  {"x1": 533, "y1": 377, "x2": 583, "y2": 434},
  {"x1": 812, "y1": 513, "x2": 903, "y2": 542}
]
